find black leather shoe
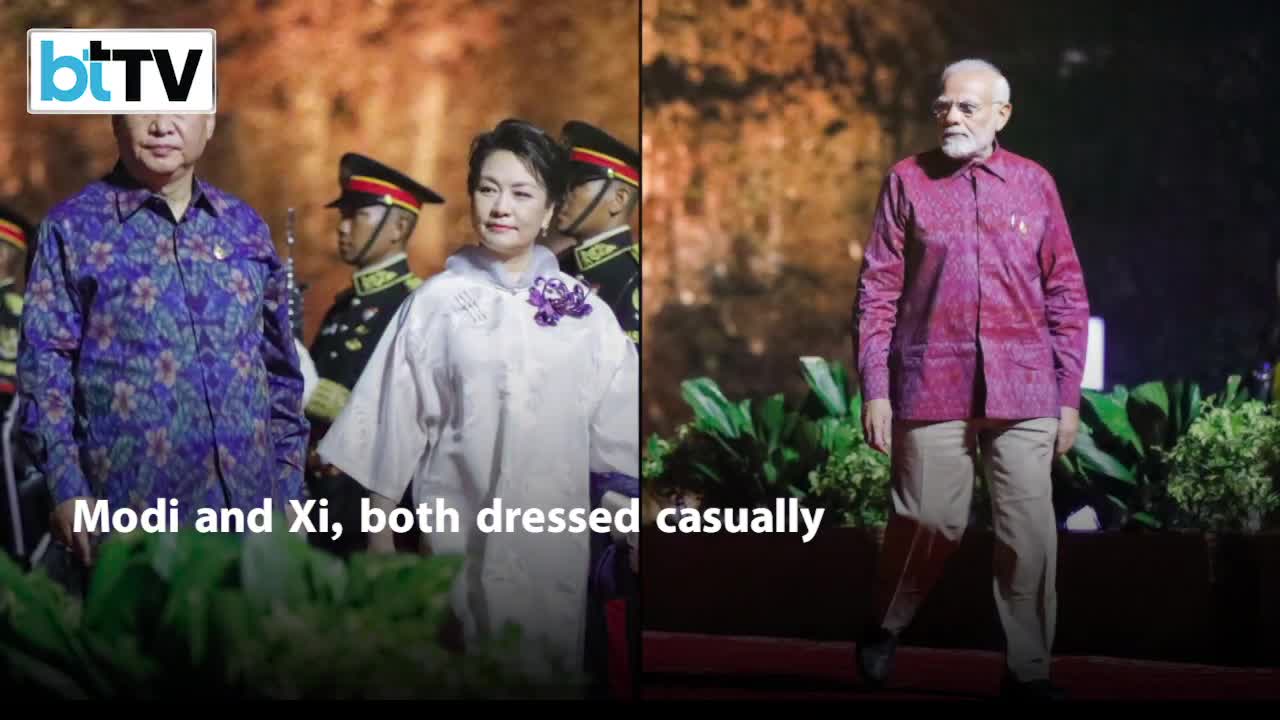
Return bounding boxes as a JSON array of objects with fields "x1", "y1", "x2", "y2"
[
  {"x1": 1000, "y1": 673, "x2": 1066, "y2": 701},
  {"x1": 856, "y1": 626, "x2": 898, "y2": 688}
]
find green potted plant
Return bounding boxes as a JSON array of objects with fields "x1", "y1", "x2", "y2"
[
  {"x1": 640, "y1": 357, "x2": 897, "y2": 640},
  {"x1": 1163, "y1": 396, "x2": 1280, "y2": 665},
  {"x1": 1164, "y1": 397, "x2": 1280, "y2": 535},
  {"x1": 642, "y1": 364, "x2": 1278, "y2": 664},
  {"x1": 1045, "y1": 376, "x2": 1275, "y2": 663},
  {"x1": 0, "y1": 524, "x2": 580, "y2": 699},
  {"x1": 1052, "y1": 378, "x2": 1214, "y2": 531}
]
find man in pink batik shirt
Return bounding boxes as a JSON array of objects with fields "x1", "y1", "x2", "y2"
[{"x1": 853, "y1": 59, "x2": 1089, "y2": 702}]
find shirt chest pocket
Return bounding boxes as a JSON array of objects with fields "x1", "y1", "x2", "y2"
[
  {"x1": 202, "y1": 243, "x2": 272, "y2": 340},
  {"x1": 990, "y1": 197, "x2": 1047, "y2": 245},
  {"x1": 221, "y1": 248, "x2": 268, "y2": 302},
  {"x1": 984, "y1": 200, "x2": 1046, "y2": 279}
]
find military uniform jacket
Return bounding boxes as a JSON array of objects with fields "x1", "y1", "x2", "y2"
[
  {"x1": 0, "y1": 279, "x2": 21, "y2": 413},
  {"x1": 305, "y1": 253, "x2": 422, "y2": 430},
  {"x1": 558, "y1": 226, "x2": 639, "y2": 345}
]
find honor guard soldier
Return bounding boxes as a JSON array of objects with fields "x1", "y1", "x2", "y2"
[
  {"x1": 552, "y1": 121, "x2": 640, "y2": 345},
  {"x1": 549, "y1": 123, "x2": 642, "y2": 697},
  {"x1": 0, "y1": 204, "x2": 39, "y2": 562},
  {"x1": 0, "y1": 205, "x2": 31, "y2": 414},
  {"x1": 304, "y1": 153, "x2": 444, "y2": 555}
]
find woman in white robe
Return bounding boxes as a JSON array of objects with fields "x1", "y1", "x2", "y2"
[{"x1": 316, "y1": 119, "x2": 639, "y2": 685}]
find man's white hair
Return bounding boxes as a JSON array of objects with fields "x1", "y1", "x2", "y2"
[{"x1": 940, "y1": 59, "x2": 1011, "y2": 104}]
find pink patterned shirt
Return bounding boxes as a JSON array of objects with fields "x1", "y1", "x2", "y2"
[{"x1": 855, "y1": 144, "x2": 1090, "y2": 421}]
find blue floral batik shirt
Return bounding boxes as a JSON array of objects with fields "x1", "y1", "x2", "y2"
[{"x1": 18, "y1": 163, "x2": 309, "y2": 521}]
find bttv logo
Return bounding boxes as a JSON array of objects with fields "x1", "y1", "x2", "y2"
[{"x1": 28, "y1": 29, "x2": 216, "y2": 114}]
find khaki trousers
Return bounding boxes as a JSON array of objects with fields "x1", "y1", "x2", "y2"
[{"x1": 870, "y1": 417, "x2": 1059, "y2": 681}]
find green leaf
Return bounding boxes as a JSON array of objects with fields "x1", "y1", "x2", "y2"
[
  {"x1": 1184, "y1": 383, "x2": 1203, "y2": 433},
  {"x1": 779, "y1": 446, "x2": 801, "y2": 467},
  {"x1": 305, "y1": 550, "x2": 348, "y2": 605},
  {"x1": 690, "y1": 460, "x2": 723, "y2": 485},
  {"x1": 147, "y1": 530, "x2": 181, "y2": 581},
  {"x1": 1105, "y1": 494, "x2": 1129, "y2": 512},
  {"x1": 1128, "y1": 381, "x2": 1171, "y2": 452},
  {"x1": 799, "y1": 356, "x2": 847, "y2": 418},
  {"x1": 1224, "y1": 375, "x2": 1242, "y2": 406},
  {"x1": 735, "y1": 398, "x2": 756, "y2": 438},
  {"x1": 762, "y1": 461, "x2": 779, "y2": 490},
  {"x1": 80, "y1": 631, "x2": 157, "y2": 698},
  {"x1": 83, "y1": 537, "x2": 143, "y2": 631},
  {"x1": 162, "y1": 533, "x2": 240, "y2": 667},
  {"x1": 1054, "y1": 453, "x2": 1078, "y2": 478},
  {"x1": 1221, "y1": 375, "x2": 1252, "y2": 411},
  {"x1": 752, "y1": 393, "x2": 788, "y2": 452},
  {"x1": 680, "y1": 378, "x2": 741, "y2": 439},
  {"x1": 240, "y1": 529, "x2": 309, "y2": 612},
  {"x1": 1074, "y1": 431, "x2": 1137, "y2": 486},
  {"x1": 1168, "y1": 380, "x2": 1184, "y2": 440},
  {"x1": 1082, "y1": 390, "x2": 1144, "y2": 458},
  {"x1": 5, "y1": 579, "x2": 86, "y2": 675},
  {"x1": 0, "y1": 644, "x2": 90, "y2": 699},
  {"x1": 1130, "y1": 381, "x2": 1170, "y2": 416},
  {"x1": 1111, "y1": 385, "x2": 1130, "y2": 408},
  {"x1": 208, "y1": 589, "x2": 257, "y2": 688},
  {"x1": 1131, "y1": 512, "x2": 1162, "y2": 529}
]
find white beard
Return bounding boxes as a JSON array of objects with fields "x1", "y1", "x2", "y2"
[
  {"x1": 941, "y1": 128, "x2": 996, "y2": 160},
  {"x1": 942, "y1": 136, "x2": 976, "y2": 159}
]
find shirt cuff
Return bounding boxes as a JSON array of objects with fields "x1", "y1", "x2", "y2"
[
  {"x1": 1058, "y1": 379, "x2": 1082, "y2": 410},
  {"x1": 50, "y1": 473, "x2": 93, "y2": 507},
  {"x1": 861, "y1": 367, "x2": 890, "y2": 402},
  {"x1": 275, "y1": 461, "x2": 305, "y2": 505}
]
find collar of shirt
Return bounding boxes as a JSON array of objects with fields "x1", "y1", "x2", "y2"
[
  {"x1": 576, "y1": 224, "x2": 631, "y2": 251},
  {"x1": 935, "y1": 138, "x2": 1011, "y2": 183},
  {"x1": 352, "y1": 252, "x2": 415, "y2": 297},
  {"x1": 446, "y1": 243, "x2": 563, "y2": 292},
  {"x1": 107, "y1": 161, "x2": 230, "y2": 222}
]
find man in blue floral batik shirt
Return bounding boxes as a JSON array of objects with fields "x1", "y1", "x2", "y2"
[{"x1": 18, "y1": 114, "x2": 309, "y2": 565}]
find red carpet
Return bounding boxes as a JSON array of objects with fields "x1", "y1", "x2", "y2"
[{"x1": 642, "y1": 631, "x2": 1280, "y2": 700}]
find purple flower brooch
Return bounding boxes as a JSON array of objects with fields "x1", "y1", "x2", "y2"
[{"x1": 528, "y1": 277, "x2": 593, "y2": 327}]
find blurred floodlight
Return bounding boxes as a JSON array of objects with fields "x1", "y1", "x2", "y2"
[{"x1": 1083, "y1": 316, "x2": 1104, "y2": 391}]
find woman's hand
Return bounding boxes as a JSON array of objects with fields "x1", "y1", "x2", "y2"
[{"x1": 368, "y1": 528, "x2": 397, "y2": 554}]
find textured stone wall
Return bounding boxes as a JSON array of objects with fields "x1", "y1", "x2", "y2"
[{"x1": 641, "y1": 0, "x2": 946, "y2": 438}]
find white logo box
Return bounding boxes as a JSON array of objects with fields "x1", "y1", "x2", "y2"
[{"x1": 28, "y1": 28, "x2": 216, "y2": 114}]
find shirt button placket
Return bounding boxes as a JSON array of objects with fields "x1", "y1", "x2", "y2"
[
  {"x1": 972, "y1": 171, "x2": 991, "y2": 413},
  {"x1": 176, "y1": 221, "x2": 229, "y2": 494},
  {"x1": 972, "y1": 172, "x2": 985, "y2": 338}
]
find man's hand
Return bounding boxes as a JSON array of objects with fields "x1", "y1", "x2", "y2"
[
  {"x1": 51, "y1": 496, "x2": 97, "y2": 566},
  {"x1": 1056, "y1": 406, "x2": 1080, "y2": 456},
  {"x1": 863, "y1": 398, "x2": 893, "y2": 454}
]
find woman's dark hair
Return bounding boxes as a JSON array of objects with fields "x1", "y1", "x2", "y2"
[{"x1": 466, "y1": 118, "x2": 568, "y2": 208}]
